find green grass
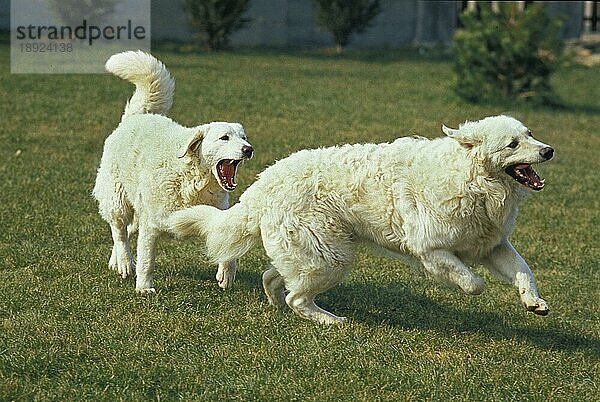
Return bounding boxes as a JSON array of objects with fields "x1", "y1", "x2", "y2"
[{"x1": 1, "y1": 44, "x2": 599, "y2": 400}]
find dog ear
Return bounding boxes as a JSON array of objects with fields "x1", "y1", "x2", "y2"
[
  {"x1": 441, "y1": 124, "x2": 460, "y2": 137},
  {"x1": 177, "y1": 127, "x2": 206, "y2": 158},
  {"x1": 441, "y1": 124, "x2": 480, "y2": 149}
]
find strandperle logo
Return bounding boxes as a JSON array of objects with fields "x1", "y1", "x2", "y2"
[
  {"x1": 15, "y1": 19, "x2": 147, "y2": 46},
  {"x1": 11, "y1": 0, "x2": 150, "y2": 74}
]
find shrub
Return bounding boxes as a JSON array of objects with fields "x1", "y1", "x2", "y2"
[
  {"x1": 50, "y1": 0, "x2": 118, "y2": 26},
  {"x1": 453, "y1": 3, "x2": 564, "y2": 104},
  {"x1": 313, "y1": 0, "x2": 381, "y2": 53},
  {"x1": 184, "y1": 0, "x2": 251, "y2": 51}
]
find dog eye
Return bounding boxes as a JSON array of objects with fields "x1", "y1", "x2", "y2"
[
  {"x1": 507, "y1": 140, "x2": 519, "y2": 149},
  {"x1": 219, "y1": 135, "x2": 229, "y2": 141},
  {"x1": 527, "y1": 129, "x2": 533, "y2": 137}
]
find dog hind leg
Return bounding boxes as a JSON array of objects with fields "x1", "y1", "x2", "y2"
[
  {"x1": 109, "y1": 219, "x2": 137, "y2": 277},
  {"x1": 262, "y1": 264, "x2": 286, "y2": 307},
  {"x1": 261, "y1": 218, "x2": 352, "y2": 324},
  {"x1": 270, "y1": 257, "x2": 349, "y2": 325},
  {"x1": 95, "y1": 176, "x2": 135, "y2": 278},
  {"x1": 108, "y1": 222, "x2": 135, "y2": 278},
  {"x1": 135, "y1": 221, "x2": 158, "y2": 293},
  {"x1": 285, "y1": 290, "x2": 346, "y2": 325}
]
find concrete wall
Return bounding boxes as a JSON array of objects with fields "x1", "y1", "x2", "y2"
[
  {"x1": 0, "y1": 0, "x2": 8, "y2": 30},
  {"x1": 151, "y1": 0, "x2": 458, "y2": 48},
  {"x1": 547, "y1": 1, "x2": 584, "y2": 39},
  {"x1": 151, "y1": 0, "x2": 192, "y2": 42},
  {"x1": 1, "y1": 1, "x2": 586, "y2": 46}
]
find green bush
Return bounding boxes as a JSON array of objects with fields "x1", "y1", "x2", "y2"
[
  {"x1": 50, "y1": 0, "x2": 118, "y2": 26},
  {"x1": 184, "y1": 0, "x2": 251, "y2": 51},
  {"x1": 453, "y1": 3, "x2": 564, "y2": 104},
  {"x1": 313, "y1": 0, "x2": 381, "y2": 53}
]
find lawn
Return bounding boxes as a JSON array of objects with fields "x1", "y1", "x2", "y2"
[{"x1": 0, "y1": 43, "x2": 598, "y2": 400}]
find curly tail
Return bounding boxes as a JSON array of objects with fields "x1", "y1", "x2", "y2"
[
  {"x1": 168, "y1": 204, "x2": 259, "y2": 264},
  {"x1": 105, "y1": 50, "x2": 175, "y2": 119}
]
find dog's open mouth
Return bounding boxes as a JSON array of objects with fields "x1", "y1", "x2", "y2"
[
  {"x1": 505, "y1": 164, "x2": 545, "y2": 191},
  {"x1": 217, "y1": 159, "x2": 241, "y2": 191}
]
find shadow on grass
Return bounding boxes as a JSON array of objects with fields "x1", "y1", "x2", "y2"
[
  {"x1": 179, "y1": 265, "x2": 599, "y2": 356},
  {"x1": 469, "y1": 96, "x2": 600, "y2": 116},
  {"x1": 322, "y1": 281, "x2": 600, "y2": 355},
  {"x1": 541, "y1": 100, "x2": 600, "y2": 115}
]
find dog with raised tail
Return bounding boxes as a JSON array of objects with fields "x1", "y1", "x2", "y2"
[
  {"x1": 93, "y1": 50, "x2": 253, "y2": 293},
  {"x1": 168, "y1": 115, "x2": 553, "y2": 325}
]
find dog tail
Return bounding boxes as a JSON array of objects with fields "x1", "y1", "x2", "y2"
[
  {"x1": 105, "y1": 50, "x2": 175, "y2": 118},
  {"x1": 168, "y1": 203, "x2": 259, "y2": 264}
]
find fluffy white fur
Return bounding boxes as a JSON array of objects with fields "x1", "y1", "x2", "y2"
[
  {"x1": 169, "y1": 115, "x2": 554, "y2": 324},
  {"x1": 93, "y1": 50, "x2": 253, "y2": 293}
]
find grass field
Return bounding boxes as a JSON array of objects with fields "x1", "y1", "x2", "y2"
[{"x1": 0, "y1": 43, "x2": 599, "y2": 400}]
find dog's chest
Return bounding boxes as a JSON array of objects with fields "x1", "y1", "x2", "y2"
[
  {"x1": 454, "y1": 214, "x2": 506, "y2": 256},
  {"x1": 167, "y1": 166, "x2": 226, "y2": 209},
  {"x1": 182, "y1": 178, "x2": 225, "y2": 207},
  {"x1": 447, "y1": 191, "x2": 519, "y2": 257},
  {"x1": 401, "y1": 180, "x2": 520, "y2": 258}
]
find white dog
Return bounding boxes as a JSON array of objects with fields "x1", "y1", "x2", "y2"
[
  {"x1": 169, "y1": 115, "x2": 553, "y2": 324},
  {"x1": 93, "y1": 51, "x2": 253, "y2": 293}
]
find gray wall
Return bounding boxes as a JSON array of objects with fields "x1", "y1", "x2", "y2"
[
  {"x1": 1, "y1": 1, "x2": 585, "y2": 46},
  {"x1": 0, "y1": 0, "x2": 8, "y2": 30},
  {"x1": 151, "y1": 0, "x2": 458, "y2": 48},
  {"x1": 547, "y1": 1, "x2": 584, "y2": 39}
]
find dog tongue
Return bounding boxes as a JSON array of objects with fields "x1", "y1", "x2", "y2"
[{"x1": 222, "y1": 161, "x2": 236, "y2": 187}]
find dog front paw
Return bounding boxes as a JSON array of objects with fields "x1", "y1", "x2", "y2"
[
  {"x1": 119, "y1": 263, "x2": 135, "y2": 279},
  {"x1": 135, "y1": 287, "x2": 156, "y2": 295},
  {"x1": 317, "y1": 315, "x2": 348, "y2": 325},
  {"x1": 523, "y1": 298, "x2": 549, "y2": 316},
  {"x1": 108, "y1": 249, "x2": 135, "y2": 279}
]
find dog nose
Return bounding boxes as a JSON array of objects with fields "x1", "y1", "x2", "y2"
[
  {"x1": 242, "y1": 145, "x2": 254, "y2": 158},
  {"x1": 540, "y1": 147, "x2": 554, "y2": 160}
]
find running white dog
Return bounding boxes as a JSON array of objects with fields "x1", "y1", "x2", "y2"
[
  {"x1": 169, "y1": 115, "x2": 553, "y2": 324},
  {"x1": 93, "y1": 51, "x2": 253, "y2": 293}
]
